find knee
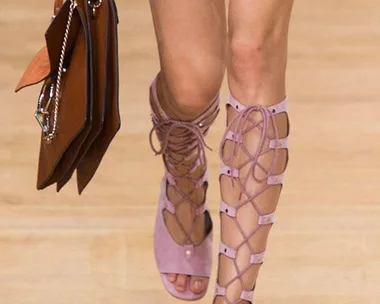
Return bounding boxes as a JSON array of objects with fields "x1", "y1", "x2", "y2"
[
  {"x1": 164, "y1": 59, "x2": 224, "y2": 114},
  {"x1": 229, "y1": 28, "x2": 283, "y2": 74},
  {"x1": 229, "y1": 37, "x2": 270, "y2": 74}
]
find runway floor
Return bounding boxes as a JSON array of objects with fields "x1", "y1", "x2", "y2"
[{"x1": 1, "y1": 0, "x2": 380, "y2": 303}]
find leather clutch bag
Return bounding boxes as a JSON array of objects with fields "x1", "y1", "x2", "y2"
[{"x1": 15, "y1": 0, "x2": 121, "y2": 193}]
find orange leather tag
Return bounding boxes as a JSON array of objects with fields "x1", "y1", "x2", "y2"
[{"x1": 15, "y1": 46, "x2": 51, "y2": 92}]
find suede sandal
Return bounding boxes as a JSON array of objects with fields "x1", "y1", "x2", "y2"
[
  {"x1": 149, "y1": 76, "x2": 220, "y2": 300},
  {"x1": 214, "y1": 94, "x2": 289, "y2": 303}
]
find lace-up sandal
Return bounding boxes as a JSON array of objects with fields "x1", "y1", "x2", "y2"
[
  {"x1": 149, "y1": 77, "x2": 220, "y2": 300},
  {"x1": 214, "y1": 94, "x2": 289, "y2": 304}
]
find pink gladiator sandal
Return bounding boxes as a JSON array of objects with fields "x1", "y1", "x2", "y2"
[
  {"x1": 149, "y1": 77, "x2": 220, "y2": 300},
  {"x1": 214, "y1": 94, "x2": 289, "y2": 304}
]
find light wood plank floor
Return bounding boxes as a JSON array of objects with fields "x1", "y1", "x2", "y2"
[{"x1": 1, "y1": 0, "x2": 380, "y2": 303}]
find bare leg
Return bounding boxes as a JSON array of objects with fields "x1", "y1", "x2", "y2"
[
  {"x1": 228, "y1": 0, "x2": 293, "y2": 105},
  {"x1": 150, "y1": 0, "x2": 226, "y2": 119},
  {"x1": 149, "y1": 0, "x2": 226, "y2": 295},
  {"x1": 215, "y1": 0, "x2": 293, "y2": 303}
]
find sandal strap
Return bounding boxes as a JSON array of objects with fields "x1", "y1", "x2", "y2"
[
  {"x1": 164, "y1": 200, "x2": 176, "y2": 214},
  {"x1": 269, "y1": 137, "x2": 288, "y2": 149},
  {"x1": 154, "y1": 180, "x2": 214, "y2": 277},
  {"x1": 220, "y1": 200, "x2": 237, "y2": 217},
  {"x1": 225, "y1": 130, "x2": 243, "y2": 143},
  {"x1": 219, "y1": 240, "x2": 266, "y2": 264},
  {"x1": 220, "y1": 163, "x2": 285, "y2": 185},
  {"x1": 226, "y1": 131, "x2": 288, "y2": 149},
  {"x1": 163, "y1": 172, "x2": 209, "y2": 216},
  {"x1": 241, "y1": 289, "x2": 256, "y2": 302},
  {"x1": 250, "y1": 251, "x2": 265, "y2": 264},
  {"x1": 150, "y1": 75, "x2": 219, "y2": 245},
  {"x1": 220, "y1": 163, "x2": 239, "y2": 178},
  {"x1": 166, "y1": 168, "x2": 208, "y2": 187},
  {"x1": 219, "y1": 241, "x2": 237, "y2": 259},
  {"x1": 268, "y1": 98, "x2": 288, "y2": 114},
  {"x1": 227, "y1": 94, "x2": 288, "y2": 114},
  {"x1": 215, "y1": 284, "x2": 256, "y2": 303},
  {"x1": 215, "y1": 94, "x2": 289, "y2": 304},
  {"x1": 220, "y1": 200, "x2": 275, "y2": 225},
  {"x1": 215, "y1": 284, "x2": 226, "y2": 296},
  {"x1": 164, "y1": 200, "x2": 206, "y2": 216},
  {"x1": 258, "y1": 211, "x2": 276, "y2": 225},
  {"x1": 268, "y1": 173, "x2": 285, "y2": 185},
  {"x1": 149, "y1": 77, "x2": 220, "y2": 175}
]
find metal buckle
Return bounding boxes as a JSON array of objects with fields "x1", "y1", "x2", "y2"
[
  {"x1": 35, "y1": 80, "x2": 55, "y2": 138},
  {"x1": 88, "y1": 0, "x2": 102, "y2": 17},
  {"x1": 34, "y1": 108, "x2": 49, "y2": 135}
]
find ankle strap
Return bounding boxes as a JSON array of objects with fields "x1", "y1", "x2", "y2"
[
  {"x1": 227, "y1": 94, "x2": 288, "y2": 114},
  {"x1": 149, "y1": 74, "x2": 220, "y2": 185}
]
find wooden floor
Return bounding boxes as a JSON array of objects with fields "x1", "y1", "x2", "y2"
[{"x1": 1, "y1": 0, "x2": 380, "y2": 303}]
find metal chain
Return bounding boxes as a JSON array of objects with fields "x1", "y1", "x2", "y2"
[
  {"x1": 88, "y1": 0, "x2": 102, "y2": 17},
  {"x1": 38, "y1": 0, "x2": 103, "y2": 142},
  {"x1": 44, "y1": 0, "x2": 78, "y2": 142}
]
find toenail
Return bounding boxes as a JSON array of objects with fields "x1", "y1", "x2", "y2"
[{"x1": 193, "y1": 280, "x2": 202, "y2": 290}]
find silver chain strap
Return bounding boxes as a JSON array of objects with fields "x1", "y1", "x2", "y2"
[
  {"x1": 35, "y1": 0, "x2": 78, "y2": 143},
  {"x1": 36, "y1": 0, "x2": 102, "y2": 143},
  {"x1": 45, "y1": 0, "x2": 77, "y2": 142}
]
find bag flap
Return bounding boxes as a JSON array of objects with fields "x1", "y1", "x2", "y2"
[
  {"x1": 15, "y1": 46, "x2": 51, "y2": 92},
  {"x1": 15, "y1": 1, "x2": 81, "y2": 93},
  {"x1": 36, "y1": 3, "x2": 91, "y2": 190}
]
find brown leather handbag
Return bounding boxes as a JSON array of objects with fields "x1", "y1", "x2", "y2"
[{"x1": 15, "y1": 0, "x2": 121, "y2": 194}]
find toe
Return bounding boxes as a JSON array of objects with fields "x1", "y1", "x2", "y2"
[
  {"x1": 175, "y1": 274, "x2": 187, "y2": 292},
  {"x1": 190, "y1": 276, "x2": 208, "y2": 294},
  {"x1": 167, "y1": 273, "x2": 177, "y2": 283}
]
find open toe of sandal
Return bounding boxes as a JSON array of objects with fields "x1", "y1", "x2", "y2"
[
  {"x1": 149, "y1": 76, "x2": 219, "y2": 300},
  {"x1": 154, "y1": 178, "x2": 213, "y2": 301},
  {"x1": 160, "y1": 274, "x2": 209, "y2": 300}
]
